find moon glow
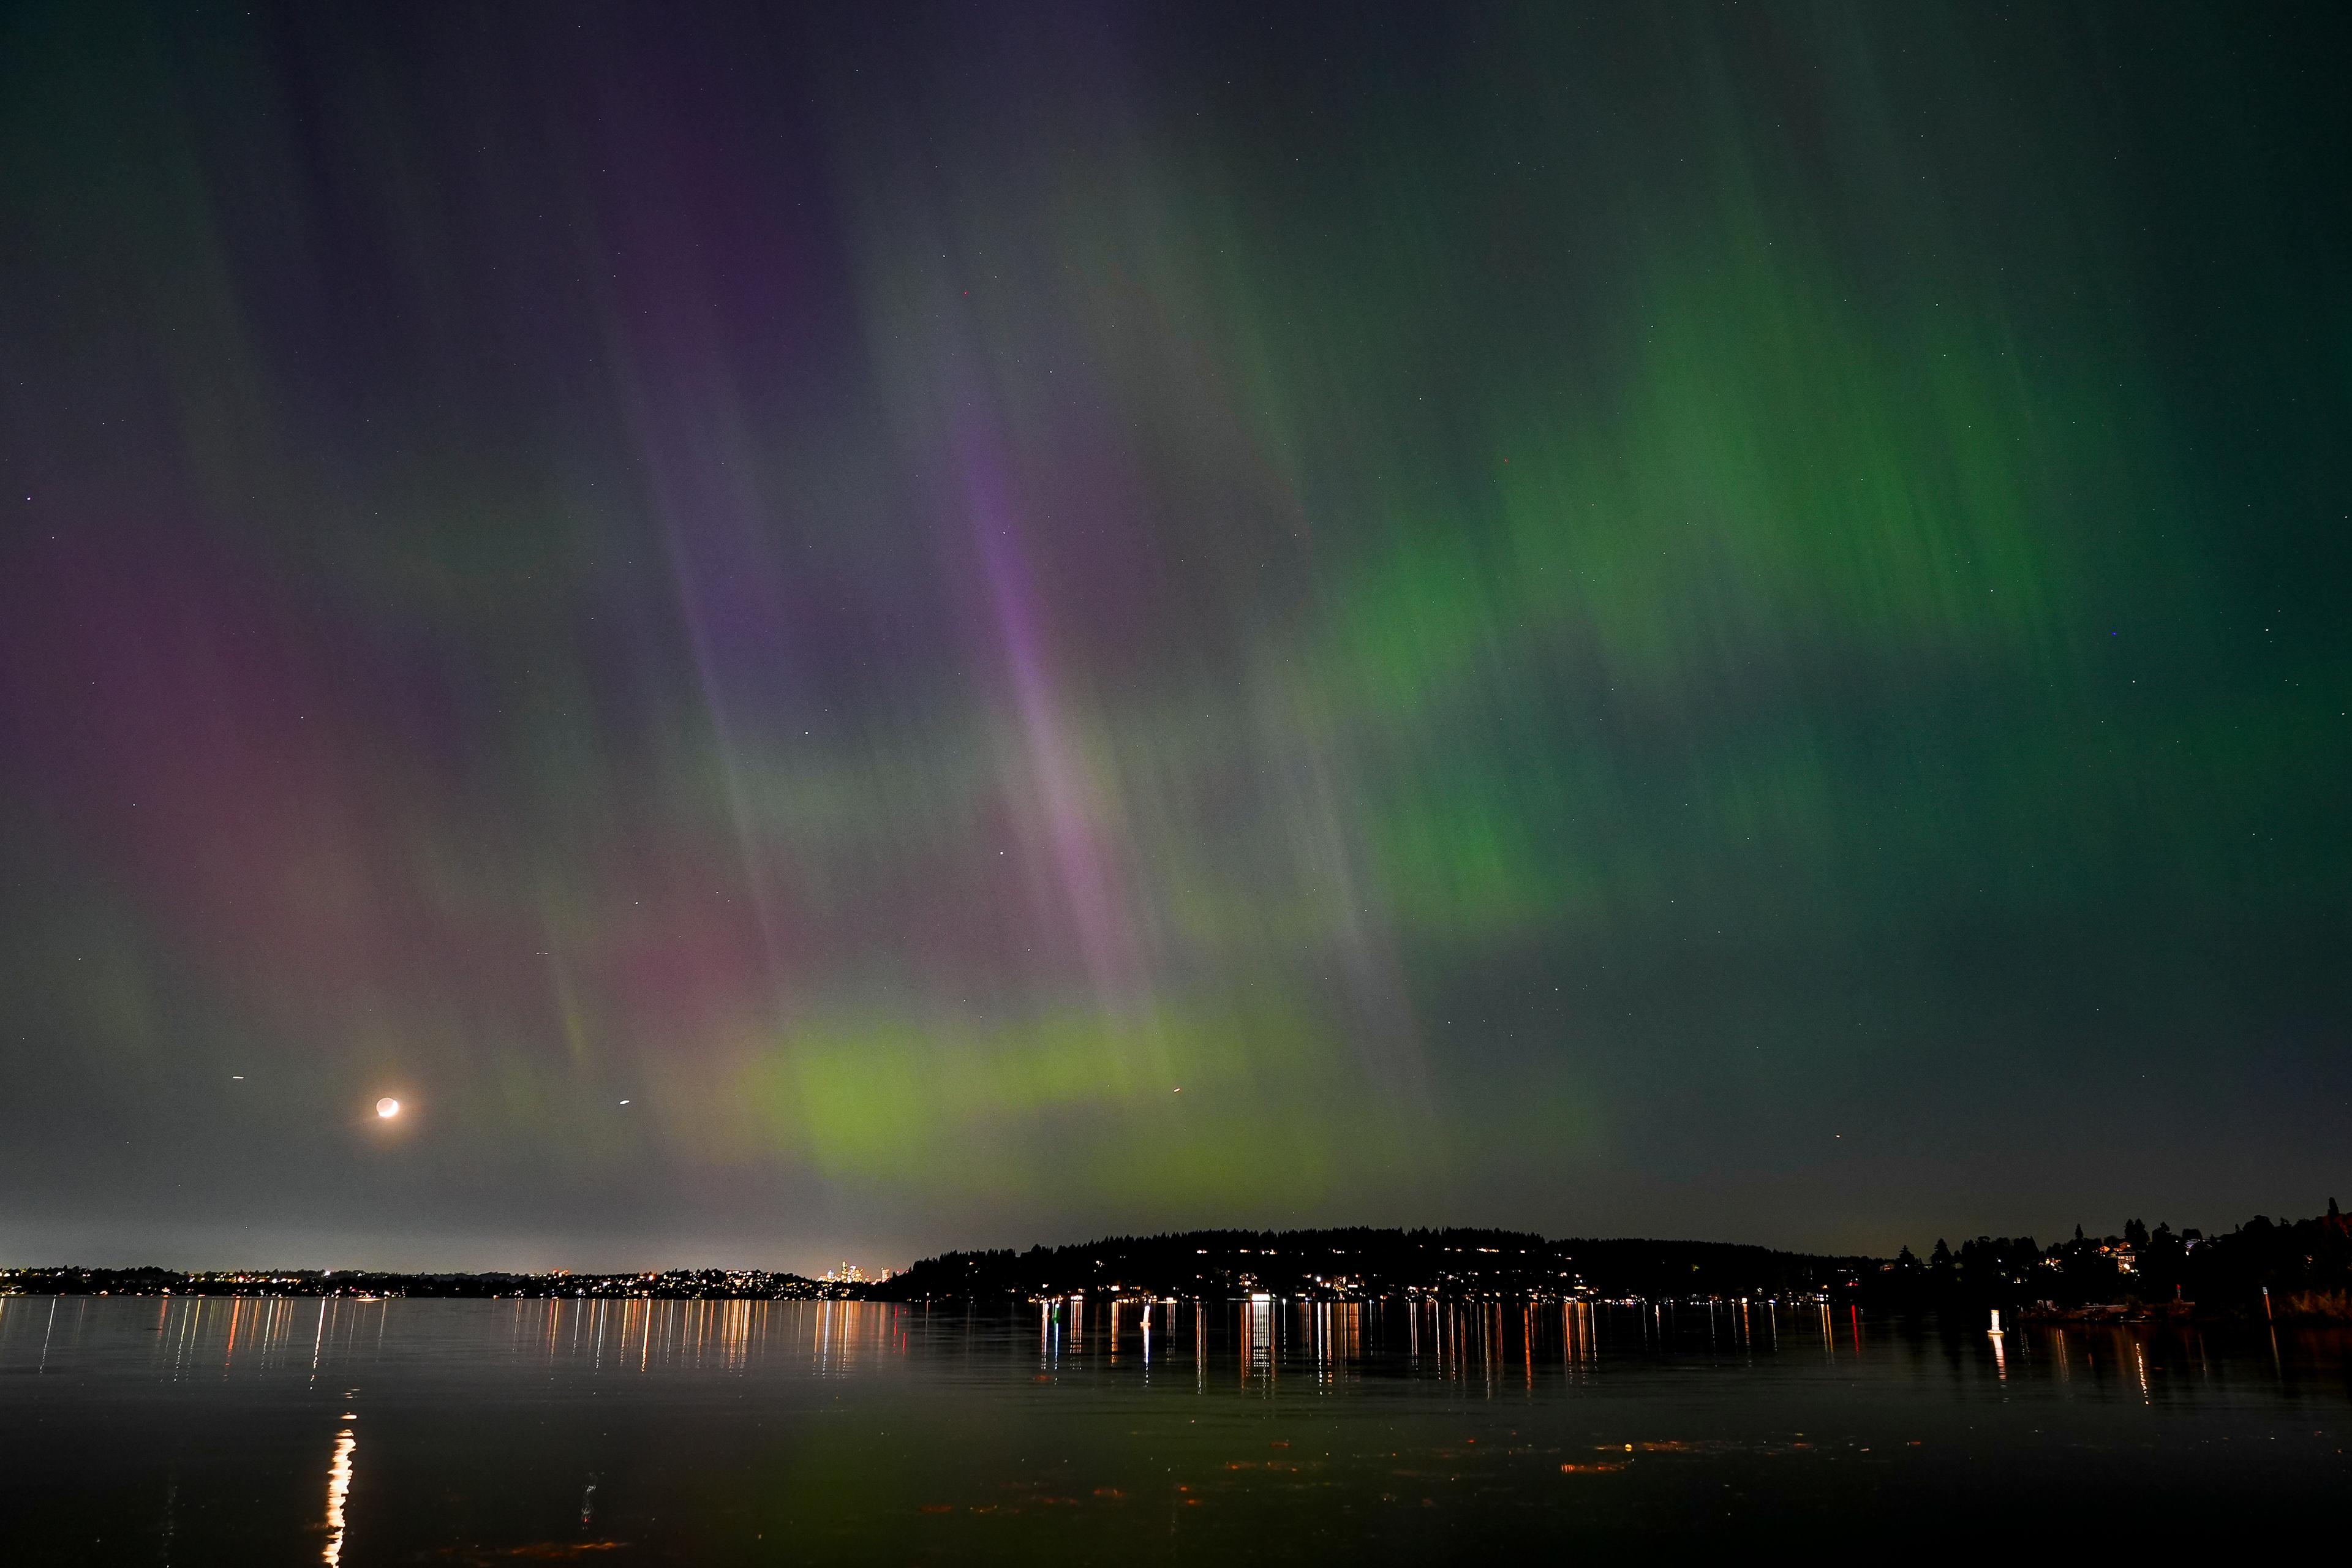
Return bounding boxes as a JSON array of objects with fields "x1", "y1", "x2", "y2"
[{"x1": 375, "y1": 1098, "x2": 401, "y2": 1119}]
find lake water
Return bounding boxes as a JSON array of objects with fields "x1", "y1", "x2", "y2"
[{"x1": 2, "y1": 1294, "x2": 2345, "y2": 1561}]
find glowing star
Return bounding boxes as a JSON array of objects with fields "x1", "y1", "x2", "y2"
[{"x1": 375, "y1": 1098, "x2": 401, "y2": 1119}]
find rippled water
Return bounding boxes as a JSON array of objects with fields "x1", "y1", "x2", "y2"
[{"x1": 2, "y1": 1294, "x2": 2345, "y2": 1562}]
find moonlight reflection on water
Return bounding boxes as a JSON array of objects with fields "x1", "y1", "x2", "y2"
[{"x1": 320, "y1": 1421, "x2": 354, "y2": 1567}]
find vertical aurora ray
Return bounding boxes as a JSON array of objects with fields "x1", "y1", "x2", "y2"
[{"x1": 959, "y1": 420, "x2": 1149, "y2": 1017}]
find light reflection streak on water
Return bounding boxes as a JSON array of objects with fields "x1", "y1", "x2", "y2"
[
  {"x1": 1484, "y1": 1303, "x2": 1499, "y2": 1396},
  {"x1": 813, "y1": 1298, "x2": 873, "y2": 1376},
  {"x1": 725, "y1": 1299, "x2": 754, "y2": 1368},
  {"x1": 12, "y1": 1295, "x2": 2302, "y2": 1415},
  {"x1": 320, "y1": 1422, "x2": 355, "y2": 1566},
  {"x1": 1242, "y1": 1297, "x2": 1275, "y2": 1389}
]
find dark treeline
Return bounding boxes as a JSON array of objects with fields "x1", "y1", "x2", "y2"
[
  {"x1": 1870, "y1": 1201, "x2": 2352, "y2": 1319},
  {"x1": 872, "y1": 1204, "x2": 2352, "y2": 1319},
  {"x1": 865, "y1": 1226, "x2": 1869, "y2": 1303}
]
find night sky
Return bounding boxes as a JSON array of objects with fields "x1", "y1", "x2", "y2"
[{"x1": 2, "y1": 2, "x2": 2345, "y2": 1274}]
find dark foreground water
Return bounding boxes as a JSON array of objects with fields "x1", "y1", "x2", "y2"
[{"x1": 2, "y1": 1294, "x2": 2345, "y2": 1562}]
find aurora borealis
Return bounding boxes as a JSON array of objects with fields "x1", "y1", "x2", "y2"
[{"x1": 1, "y1": 2, "x2": 2345, "y2": 1273}]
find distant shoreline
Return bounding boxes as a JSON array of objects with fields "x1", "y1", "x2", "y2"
[{"x1": 7, "y1": 1205, "x2": 2347, "y2": 1321}]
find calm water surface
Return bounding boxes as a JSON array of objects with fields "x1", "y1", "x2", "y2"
[{"x1": 2, "y1": 1294, "x2": 2345, "y2": 1562}]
